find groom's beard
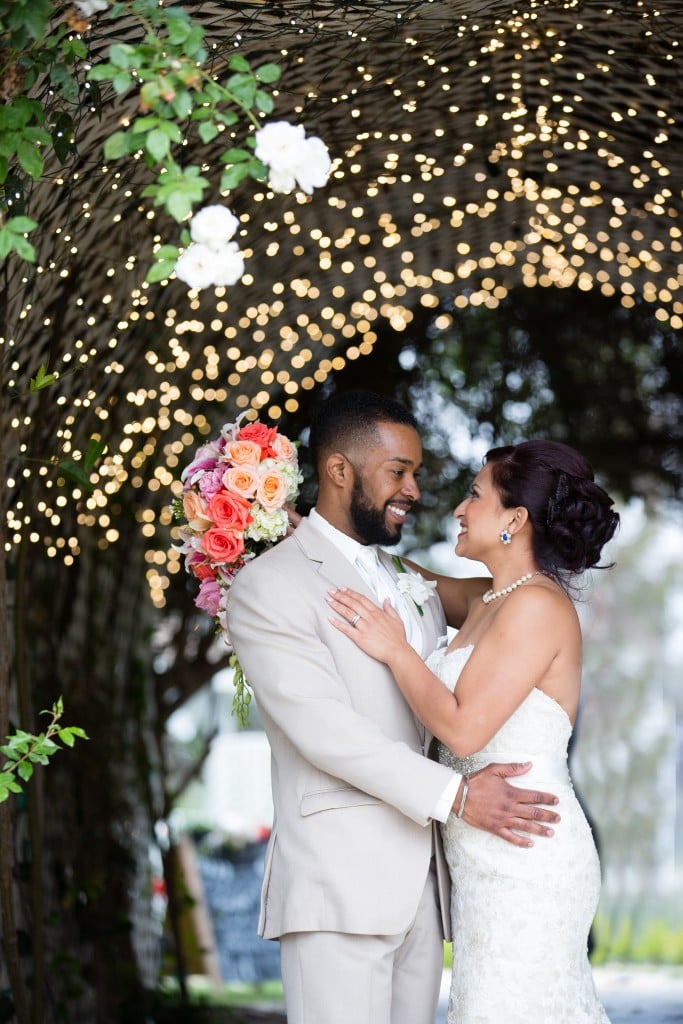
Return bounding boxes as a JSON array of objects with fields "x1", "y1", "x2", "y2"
[{"x1": 349, "y1": 476, "x2": 411, "y2": 546}]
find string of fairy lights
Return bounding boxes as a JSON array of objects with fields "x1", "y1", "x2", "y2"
[{"x1": 2, "y1": 0, "x2": 681, "y2": 615}]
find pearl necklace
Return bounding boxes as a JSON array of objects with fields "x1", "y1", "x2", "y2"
[{"x1": 482, "y1": 572, "x2": 539, "y2": 604}]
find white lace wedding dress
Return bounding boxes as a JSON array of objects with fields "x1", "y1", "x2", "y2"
[{"x1": 429, "y1": 644, "x2": 610, "y2": 1024}]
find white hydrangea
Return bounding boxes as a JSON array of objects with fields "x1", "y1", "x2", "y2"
[
  {"x1": 245, "y1": 505, "x2": 288, "y2": 544},
  {"x1": 190, "y1": 205, "x2": 240, "y2": 249},
  {"x1": 281, "y1": 462, "x2": 303, "y2": 502},
  {"x1": 255, "y1": 121, "x2": 331, "y2": 195}
]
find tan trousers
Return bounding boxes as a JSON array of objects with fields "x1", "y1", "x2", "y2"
[{"x1": 279, "y1": 865, "x2": 444, "y2": 1024}]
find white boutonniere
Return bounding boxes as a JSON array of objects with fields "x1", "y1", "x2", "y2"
[{"x1": 391, "y1": 556, "x2": 438, "y2": 616}]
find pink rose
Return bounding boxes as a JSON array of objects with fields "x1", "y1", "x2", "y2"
[
  {"x1": 201, "y1": 527, "x2": 245, "y2": 563},
  {"x1": 271, "y1": 432, "x2": 297, "y2": 464},
  {"x1": 195, "y1": 577, "x2": 222, "y2": 617},
  {"x1": 256, "y1": 467, "x2": 288, "y2": 510},
  {"x1": 183, "y1": 491, "x2": 212, "y2": 531},
  {"x1": 237, "y1": 422, "x2": 279, "y2": 458},
  {"x1": 223, "y1": 465, "x2": 259, "y2": 499},
  {"x1": 207, "y1": 491, "x2": 252, "y2": 530},
  {"x1": 180, "y1": 443, "x2": 221, "y2": 484},
  {"x1": 225, "y1": 440, "x2": 263, "y2": 465},
  {"x1": 198, "y1": 467, "x2": 228, "y2": 501}
]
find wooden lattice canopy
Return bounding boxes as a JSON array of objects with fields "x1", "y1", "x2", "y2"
[{"x1": 3, "y1": 0, "x2": 682, "y2": 604}]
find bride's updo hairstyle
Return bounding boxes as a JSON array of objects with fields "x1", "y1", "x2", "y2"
[{"x1": 485, "y1": 440, "x2": 620, "y2": 582}]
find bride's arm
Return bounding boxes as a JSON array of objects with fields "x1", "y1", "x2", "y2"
[
  {"x1": 400, "y1": 557, "x2": 490, "y2": 629},
  {"x1": 328, "y1": 585, "x2": 572, "y2": 756}
]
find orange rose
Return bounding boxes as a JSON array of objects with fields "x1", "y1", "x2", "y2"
[
  {"x1": 192, "y1": 562, "x2": 217, "y2": 581},
  {"x1": 223, "y1": 465, "x2": 259, "y2": 499},
  {"x1": 225, "y1": 440, "x2": 262, "y2": 465},
  {"x1": 238, "y1": 422, "x2": 279, "y2": 457},
  {"x1": 201, "y1": 527, "x2": 245, "y2": 563},
  {"x1": 256, "y1": 467, "x2": 288, "y2": 510},
  {"x1": 207, "y1": 491, "x2": 252, "y2": 531},
  {"x1": 271, "y1": 432, "x2": 297, "y2": 464},
  {"x1": 183, "y1": 490, "x2": 212, "y2": 531}
]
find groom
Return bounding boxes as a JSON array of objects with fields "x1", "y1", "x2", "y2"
[{"x1": 226, "y1": 391, "x2": 560, "y2": 1024}]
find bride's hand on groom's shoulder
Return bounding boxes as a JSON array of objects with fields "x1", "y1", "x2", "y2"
[
  {"x1": 326, "y1": 588, "x2": 408, "y2": 664},
  {"x1": 460, "y1": 762, "x2": 561, "y2": 848}
]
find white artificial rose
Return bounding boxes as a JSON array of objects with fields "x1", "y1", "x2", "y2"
[
  {"x1": 75, "y1": 0, "x2": 108, "y2": 14},
  {"x1": 255, "y1": 121, "x2": 331, "y2": 195},
  {"x1": 174, "y1": 243, "x2": 217, "y2": 290},
  {"x1": 190, "y1": 205, "x2": 240, "y2": 249},
  {"x1": 295, "y1": 136, "x2": 332, "y2": 194},
  {"x1": 175, "y1": 241, "x2": 245, "y2": 290},
  {"x1": 267, "y1": 166, "x2": 297, "y2": 194},
  {"x1": 255, "y1": 121, "x2": 305, "y2": 171},
  {"x1": 211, "y1": 242, "x2": 245, "y2": 287},
  {"x1": 395, "y1": 571, "x2": 438, "y2": 608}
]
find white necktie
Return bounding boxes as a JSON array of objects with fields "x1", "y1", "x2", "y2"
[
  {"x1": 354, "y1": 545, "x2": 422, "y2": 654},
  {"x1": 354, "y1": 544, "x2": 394, "y2": 605}
]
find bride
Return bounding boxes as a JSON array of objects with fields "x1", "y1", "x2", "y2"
[{"x1": 328, "y1": 439, "x2": 619, "y2": 1023}]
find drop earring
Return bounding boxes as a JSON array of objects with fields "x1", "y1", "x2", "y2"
[{"x1": 500, "y1": 529, "x2": 512, "y2": 545}]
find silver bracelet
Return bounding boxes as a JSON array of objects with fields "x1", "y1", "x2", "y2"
[{"x1": 456, "y1": 775, "x2": 469, "y2": 819}]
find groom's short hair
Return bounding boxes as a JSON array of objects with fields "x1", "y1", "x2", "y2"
[{"x1": 308, "y1": 390, "x2": 418, "y2": 475}]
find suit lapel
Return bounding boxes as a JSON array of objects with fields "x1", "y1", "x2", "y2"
[{"x1": 293, "y1": 518, "x2": 376, "y2": 599}]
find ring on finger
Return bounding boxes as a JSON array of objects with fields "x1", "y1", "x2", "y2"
[{"x1": 350, "y1": 613, "x2": 361, "y2": 628}]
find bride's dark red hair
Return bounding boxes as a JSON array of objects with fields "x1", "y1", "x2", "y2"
[{"x1": 485, "y1": 440, "x2": 620, "y2": 579}]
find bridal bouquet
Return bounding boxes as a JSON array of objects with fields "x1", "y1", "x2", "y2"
[{"x1": 174, "y1": 415, "x2": 302, "y2": 722}]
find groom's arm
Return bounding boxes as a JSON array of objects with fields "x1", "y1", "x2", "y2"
[
  {"x1": 454, "y1": 763, "x2": 560, "y2": 848},
  {"x1": 401, "y1": 558, "x2": 489, "y2": 629}
]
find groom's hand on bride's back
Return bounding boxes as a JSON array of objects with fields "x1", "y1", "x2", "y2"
[{"x1": 457, "y1": 762, "x2": 560, "y2": 848}]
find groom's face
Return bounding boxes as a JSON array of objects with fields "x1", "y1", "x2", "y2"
[{"x1": 346, "y1": 422, "x2": 422, "y2": 546}]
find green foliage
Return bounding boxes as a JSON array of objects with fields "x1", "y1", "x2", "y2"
[
  {"x1": 82, "y1": 1, "x2": 281, "y2": 279},
  {"x1": 229, "y1": 652, "x2": 252, "y2": 727},
  {"x1": 55, "y1": 436, "x2": 107, "y2": 493},
  {"x1": 0, "y1": 213, "x2": 37, "y2": 260},
  {"x1": 1, "y1": 0, "x2": 283, "y2": 277},
  {"x1": 29, "y1": 362, "x2": 57, "y2": 391},
  {"x1": 591, "y1": 913, "x2": 683, "y2": 965},
  {"x1": 0, "y1": 698, "x2": 88, "y2": 804},
  {"x1": 0, "y1": 2, "x2": 94, "y2": 258}
]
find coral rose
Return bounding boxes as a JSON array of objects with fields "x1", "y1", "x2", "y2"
[
  {"x1": 223, "y1": 465, "x2": 259, "y2": 499},
  {"x1": 225, "y1": 440, "x2": 263, "y2": 465},
  {"x1": 256, "y1": 467, "x2": 288, "y2": 511},
  {"x1": 238, "y1": 422, "x2": 279, "y2": 457},
  {"x1": 207, "y1": 491, "x2": 252, "y2": 531},
  {"x1": 201, "y1": 527, "x2": 245, "y2": 563}
]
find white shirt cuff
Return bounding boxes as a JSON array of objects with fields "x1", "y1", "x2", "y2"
[{"x1": 432, "y1": 773, "x2": 461, "y2": 823}]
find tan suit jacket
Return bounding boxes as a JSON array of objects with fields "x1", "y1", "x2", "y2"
[{"x1": 226, "y1": 517, "x2": 455, "y2": 940}]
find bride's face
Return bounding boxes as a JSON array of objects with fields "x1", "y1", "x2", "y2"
[{"x1": 453, "y1": 463, "x2": 511, "y2": 560}]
